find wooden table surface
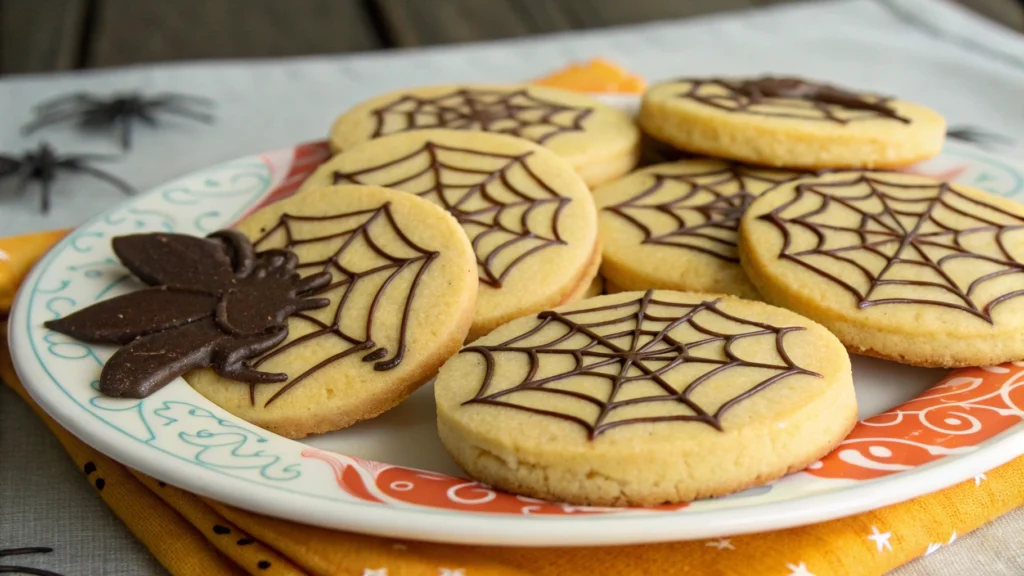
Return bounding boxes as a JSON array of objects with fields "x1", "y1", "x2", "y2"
[{"x1": 2, "y1": 0, "x2": 1022, "y2": 76}]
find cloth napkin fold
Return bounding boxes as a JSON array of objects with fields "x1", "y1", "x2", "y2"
[{"x1": 4, "y1": 230, "x2": 1024, "y2": 576}]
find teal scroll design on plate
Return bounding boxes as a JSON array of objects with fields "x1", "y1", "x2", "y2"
[
  {"x1": 161, "y1": 162, "x2": 271, "y2": 207},
  {"x1": 946, "y1": 146, "x2": 1024, "y2": 198},
  {"x1": 152, "y1": 401, "x2": 301, "y2": 481}
]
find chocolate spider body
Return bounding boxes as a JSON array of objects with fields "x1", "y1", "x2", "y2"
[
  {"x1": 46, "y1": 230, "x2": 331, "y2": 398},
  {"x1": 22, "y1": 92, "x2": 214, "y2": 150},
  {"x1": 0, "y1": 143, "x2": 134, "y2": 213}
]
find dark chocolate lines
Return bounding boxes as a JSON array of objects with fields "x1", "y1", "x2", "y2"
[
  {"x1": 760, "y1": 174, "x2": 1024, "y2": 322},
  {"x1": 676, "y1": 77, "x2": 910, "y2": 124},
  {"x1": 462, "y1": 290, "x2": 818, "y2": 439},
  {"x1": 370, "y1": 88, "x2": 593, "y2": 144},
  {"x1": 605, "y1": 164, "x2": 804, "y2": 262},
  {"x1": 334, "y1": 141, "x2": 570, "y2": 288},
  {"x1": 250, "y1": 203, "x2": 438, "y2": 406}
]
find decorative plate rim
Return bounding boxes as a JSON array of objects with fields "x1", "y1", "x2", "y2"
[{"x1": 8, "y1": 138, "x2": 1024, "y2": 546}]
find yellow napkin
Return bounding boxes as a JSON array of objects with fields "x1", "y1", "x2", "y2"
[{"x1": 4, "y1": 230, "x2": 1024, "y2": 576}]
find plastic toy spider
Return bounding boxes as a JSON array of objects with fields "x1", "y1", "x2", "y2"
[
  {"x1": 946, "y1": 125, "x2": 1014, "y2": 148},
  {"x1": 0, "y1": 143, "x2": 134, "y2": 213},
  {"x1": 0, "y1": 546, "x2": 63, "y2": 576},
  {"x1": 22, "y1": 91, "x2": 214, "y2": 150}
]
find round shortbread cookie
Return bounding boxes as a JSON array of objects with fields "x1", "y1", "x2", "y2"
[
  {"x1": 435, "y1": 289, "x2": 855, "y2": 506},
  {"x1": 594, "y1": 158, "x2": 808, "y2": 299},
  {"x1": 187, "y1": 185, "x2": 478, "y2": 438},
  {"x1": 301, "y1": 129, "x2": 600, "y2": 341},
  {"x1": 329, "y1": 84, "x2": 641, "y2": 187},
  {"x1": 741, "y1": 170, "x2": 1024, "y2": 367},
  {"x1": 639, "y1": 76, "x2": 945, "y2": 170}
]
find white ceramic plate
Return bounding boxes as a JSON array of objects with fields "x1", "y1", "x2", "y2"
[{"x1": 10, "y1": 126, "x2": 1024, "y2": 547}]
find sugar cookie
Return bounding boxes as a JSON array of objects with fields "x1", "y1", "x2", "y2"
[
  {"x1": 330, "y1": 84, "x2": 641, "y2": 186},
  {"x1": 741, "y1": 171, "x2": 1024, "y2": 367},
  {"x1": 640, "y1": 76, "x2": 945, "y2": 169},
  {"x1": 435, "y1": 289, "x2": 855, "y2": 506},
  {"x1": 594, "y1": 158, "x2": 807, "y2": 298},
  {"x1": 187, "y1": 185, "x2": 478, "y2": 437}
]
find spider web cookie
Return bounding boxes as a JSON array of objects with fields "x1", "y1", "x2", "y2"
[
  {"x1": 246, "y1": 203, "x2": 439, "y2": 406},
  {"x1": 187, "y1": 186, "x2": 478, "y2": 437},
  {"x1": 675, "y1": 77, "x2": 908, "y2": 124},
  {"x1": 759, "y1": 173, "x2": 1024, "y2": 321},
  {"x1": 462, "y1": 290, "x2": 818, "y2": 438},
  {"x1": 369, "y1": 88, "x2": 593, "y2": 144},
  {"x1": 332, "y1": 140, "x2": 569, "y2": 287},
  {"x1": 435, "y1": 290, "x2": 854, "y2": 506},
  {"x1": 603, "y1": 161, "x2": 806, "y2": 262}
]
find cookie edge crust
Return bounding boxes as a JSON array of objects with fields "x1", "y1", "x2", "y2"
[
  {"x1": 738, "y1": 221, "x2": 1024, "y2": 367},
  {"x1": 436, "y1": 291, "x2": 856, "y2": 506},
  {"x1": 638, "y1": 91, "x2": 945, "y2": 170},
  {"x1": 437, "y1": 383, "x2": 856, "y2": 506}
]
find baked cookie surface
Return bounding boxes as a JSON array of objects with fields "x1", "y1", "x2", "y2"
[
  {"x1": 594, "y1": 158, "x2": 807, "y2": 298},
  {"x1": 301, "y1": 129, "x2": 599, "y2": 341},
  {"x1": 435, "y1": 289, "x2": 855, "y2": 506},
  {"x1": 741, "y1": 170, "x2": 1024, "y2": 367},
  {"x1": 329, "y1": 84, "x2": 640, "y2": 186},
  {"x1": 639, "y1": 76, "x2": 945, "y2": 170},
  {"x1": 186, "y1": 185, "x2": 478, "y2": 438}
]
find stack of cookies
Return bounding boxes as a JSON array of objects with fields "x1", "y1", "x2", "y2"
[{"x1": 49, "y1": 76, "x2": 1024, "y2": 508}]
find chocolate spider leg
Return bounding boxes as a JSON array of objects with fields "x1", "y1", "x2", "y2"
[
  {"x1": 212, "y1": 330, "x2": 290, "y2": 383},
  {"x1": 156, "y1": 104, "x2": 216, "y2": 124},
  {"x1": 58, "y1": 162, "x2": 136, "y2": 196},
  {"x1": 21, "y1": 107, "x2": 89, "y2": 135}
]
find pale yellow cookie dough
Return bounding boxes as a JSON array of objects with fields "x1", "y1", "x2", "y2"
[
  {"x1": 741, "y1": 170, "x2": 1024, "y2": 367},
  {"x1": 187, "y1": 185, "x2": 478, "y2": 438},
  {"x1": 639, "y1": 77, "x2": 946, "y2": 169},
  {"x1": 435, "y1": 290, "x2": 855, "y2": 506},
  {"x1": 301, "y1": 129, "x2": 600, "y2": 341},
  {"x1": 330, "y1": 84, "x2": 641, "y2": 187},
  {"x1": 594, "y1": 158, "x2": 807, "y2": 299}
]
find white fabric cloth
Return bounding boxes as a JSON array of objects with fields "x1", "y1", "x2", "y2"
[{"x1": 2, "y1": 0, "x2": 1022, "y2": 573}]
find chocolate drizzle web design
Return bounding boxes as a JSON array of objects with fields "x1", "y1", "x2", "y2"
[
  {"x1": 248, "y1": 203, "x2": 438, "y2": 406},
  {"x1": 761, "y1": 174, "x2": 1024, "y2": 322},
  {"x1": 605, "y1": 163, "x2": 804, "y2": 262},
  {"x1": 462, "y1": 290, "x2": 818, "y2": 439},
  {"x1": 676, "y1": 77, "x2": 910, "y2": 124},
  {"x1": 334, "y1": 141, "x2": 569, "y2": 288},
  {"x1": 370, "y1": 88, "x2": 593, "y2": 144}
]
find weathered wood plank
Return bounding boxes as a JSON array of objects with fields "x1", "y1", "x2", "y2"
[
  {"x1": 559, "y1": 0, "x2": 754, "y2": 28},
  {"x1": 374, "y1": 0, "x2": 759, "y2": 47},
  {"x1": 86, "y1": 0, "x2": 381, "y2": 68},
  {"x1": 0, "y1": 0, "x2": 87, "y2": 75},
  {"x1": 374, "y1": 0, "x2": 576, "y2": 47},
  {"x1": 956, "y1": 0, "x2": 1024, "y2": 31}
]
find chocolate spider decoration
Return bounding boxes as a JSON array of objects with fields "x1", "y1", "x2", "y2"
[
  {"x1": 45, "y1": 230, "x2": 332, "y2": 398},
  {"x1": 0, "y1": 143, "x2": 134, "y2": 214},
  {"x1": 22, "y1": 91, "x2": 214, "y2": 151}
]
